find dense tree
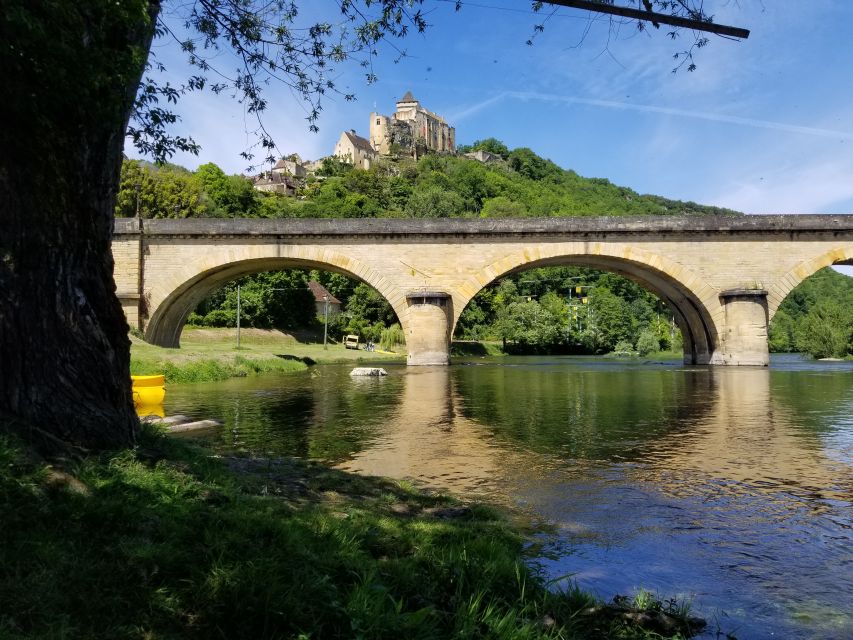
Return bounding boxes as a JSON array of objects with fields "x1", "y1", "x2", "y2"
[
  {"x1": 768, "y1": 308, "x2": 797, "y2": 354},
  {"x1": 195, "y1": 163, "x2": 258, "y2": 216},
  {"x1": 451, "y1": 264, "x2": 680, "y2": 355},
  {"x1": 405, "y1": 185, "x2": 466, "y2": 218},
  {"x1": 797, "y1": 301, "x2": 851, "y2": 359},
  {"x1": 263, "y1": 150, "x2": 739, "y2": 220},
  {"x1": 191, "y1": 271, "x2": 315, "y2": 330},
  {"x1": 458, "y1": 138, "x2": 511, "y2": 159},
  {"x1": 481, "y1": 196, "x2": 529, "y2": 218},
  {"x1": 769, "y1": 268, "x2": 853, "y2": 358},
  {"x1": 116, "y1": 160, "x2": 210, "y2": 218},
  {"x1": 500, "y1": 300, "x2": 563, "y2": 352}
]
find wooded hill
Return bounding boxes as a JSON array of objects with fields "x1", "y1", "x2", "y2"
[{"x1": 117, "y1": 138, "x2": 741, "y2": 220}]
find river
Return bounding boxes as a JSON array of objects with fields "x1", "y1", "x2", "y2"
[{"x1": 163, "y1": 354, "x2": 852, "y2": 639}]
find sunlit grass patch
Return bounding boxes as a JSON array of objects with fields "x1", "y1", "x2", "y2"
[{"x1": 130, "y1": 354, "x2": 307, "y2": 383}]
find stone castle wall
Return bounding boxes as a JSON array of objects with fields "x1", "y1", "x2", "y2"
[{"x1": 369, "y1": 94, "x2": 455, "y2": 156}]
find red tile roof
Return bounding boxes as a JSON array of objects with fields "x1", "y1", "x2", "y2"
[{"x1": 307, "y1": 280, "x2": 341, "y2": 305}]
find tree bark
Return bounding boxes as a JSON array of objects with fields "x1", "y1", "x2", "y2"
[{"x1": 0, "y1": 1, "x2": 160, "y2": 451}]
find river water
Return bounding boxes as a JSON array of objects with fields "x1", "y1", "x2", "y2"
[{"x1": 164, "y1": 355, "x2": 852, "y2": 639}]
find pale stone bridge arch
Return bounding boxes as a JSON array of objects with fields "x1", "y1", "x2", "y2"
[
  {"x1": 143, "y1": 248, "x2": 406, "y2": 349},
  {"x1": 112, "y1": 215, "x2": 853, "y2": 366},
  {"x1": 454, "y1": 245, "x2": 720, "y2": 365}
]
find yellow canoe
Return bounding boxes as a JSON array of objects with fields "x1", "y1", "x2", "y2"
[{"x1": 132, "y1": 374, "x2": 165, "y2": 406}]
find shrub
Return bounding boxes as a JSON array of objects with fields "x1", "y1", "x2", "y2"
[
  {"x1": 202, "y1": 309, "x2": 236, "y2": 327},
  {"x1": 612, "y1": 340, "x2": 635, "y2": 356},
  {"x1": 636, "y1": 328, "x2": 661, "y2": 356},
  {"x1": 380, "y1": 323, "x2": 405, "y2": 351}
]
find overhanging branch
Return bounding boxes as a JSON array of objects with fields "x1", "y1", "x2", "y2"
[{"x1": 539, "y1": 0, "x2": 750, "y2": 39}]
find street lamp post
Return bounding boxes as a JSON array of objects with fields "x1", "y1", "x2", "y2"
[
  {"x1": 322, "y1": 294, "x2": 329, "y2": 350},
  {"x1": 236, "y1": 284, "x2": 241, "y2": 349}
]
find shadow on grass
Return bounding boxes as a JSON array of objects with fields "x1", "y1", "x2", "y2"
[
  {"x1": 275, "y1": 353, "x2": 316, "y2": 366},
  {"x1": 0, "y1": 426, "x2": 700, "y2": 639}
]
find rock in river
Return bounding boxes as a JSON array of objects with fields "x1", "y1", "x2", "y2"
[{"x1": 350, "y1": 367, "x2": 388, "y2": 377}]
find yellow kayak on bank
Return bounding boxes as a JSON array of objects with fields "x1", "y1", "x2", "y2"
[{"x1": 131, "y1": 374, "x2": 166, "y2": 407}]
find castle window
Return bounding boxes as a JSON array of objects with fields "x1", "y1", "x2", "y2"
[{"x1": 376, "y1": 119, "x2": 380, "y2": 125}]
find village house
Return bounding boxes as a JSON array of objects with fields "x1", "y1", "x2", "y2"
[
  {"x1": 252, "y1": 171, "x2": 300, "y2": 195},
  {"x1": 307, "y1": 280, "x2": 341, "y2": 317},
  {"x1": 370, "y1": 92, "x2": 455, "y2": 156},
  {"x1": 252, "y1": 155, "x2": 309, "y2": 194},
  {"x1": 333, "y1": 130, "x2": 377, "y2": 169},
  {"x1": 271, "y1": 157, "x2": 306, "y2": 178},
  {"x1": 464, "y1": 149, "x2": 502, "y2": 164}
]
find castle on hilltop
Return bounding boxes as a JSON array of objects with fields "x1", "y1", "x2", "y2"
[
  {"x1": 370, "y1": 92, "x2": 455, "y2": 156},
  {"x1": 257, "y1": 93, "x2": 456, "y2": 190}
]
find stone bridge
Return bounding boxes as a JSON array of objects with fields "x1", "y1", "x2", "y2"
[{"x1": 112, "y1": 215, "x2": 853, "y2": 366}]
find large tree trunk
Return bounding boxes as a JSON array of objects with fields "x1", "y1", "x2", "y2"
[{"x1": 0, "y1": 2, "x2": 160, "y2": 451}]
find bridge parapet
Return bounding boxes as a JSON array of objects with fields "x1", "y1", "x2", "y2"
[{"x1": 114, "y1": 214, "x2": 853, "y2": 237}]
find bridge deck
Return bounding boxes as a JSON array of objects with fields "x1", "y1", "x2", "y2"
[{"x1": 114, "y1": 215, "x2": 853, "y2": 238}]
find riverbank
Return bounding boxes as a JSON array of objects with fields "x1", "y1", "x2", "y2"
[
  {"x1": 131, "y1": 327, "x2": 404, "y2": 383},
  {"x1": 450, "y1": 340, "x2": 683, "y2": 361},
  {"x1": 0, "y1": 427, "x2": 702, "y2": 639}
]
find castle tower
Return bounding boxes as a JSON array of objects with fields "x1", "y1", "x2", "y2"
[{"x1": 368, "y1": 91, "x2": 455, "y2": 157}]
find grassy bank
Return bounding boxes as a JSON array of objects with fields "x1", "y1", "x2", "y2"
[
  {"x1": 450, "y1": 341, "x2": 684, "y2": 362},
  {"x1": 451, "y1": 341, "x2": 507, "y2": 358},
  {"x1": 0, "y1": 428, "x2": 700, "y2": 639},
  {"x1": 131, "y1": 327, "x2": 404, "y2": 383}
]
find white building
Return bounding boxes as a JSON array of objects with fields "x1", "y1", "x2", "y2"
[{"x1": 333, "y1": 130, "x2": 377, "y2": 169}]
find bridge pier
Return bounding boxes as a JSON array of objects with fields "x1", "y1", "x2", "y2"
[
  {"x1": 404, "y1": 291, "x2": 453, "y2": 366},
  {"x1": 711, "y1": 289, "x2": 770, "y2": 366}
]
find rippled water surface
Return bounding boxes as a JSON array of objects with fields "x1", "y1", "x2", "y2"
[{"x1": 165, "y1": 355, "x2": 852, "y2": 639}]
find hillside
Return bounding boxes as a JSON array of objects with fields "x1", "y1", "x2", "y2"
[{"x1": 117, "y1": 140, "x2": 742, "y2": 220}]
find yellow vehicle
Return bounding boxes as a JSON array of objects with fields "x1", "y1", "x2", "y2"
[
  {"x1": 344, "y1": 334, "x2": 360, "y2": 350},
  {"x1": 131, "y1": 374, "x2": 166, "y2": 406}
]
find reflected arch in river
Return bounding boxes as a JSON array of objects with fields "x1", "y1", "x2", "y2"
[
  {"x1": 453, "y1": 245, "x2": 718, "y2": 364},
  {"x1": 144, "y1": 247, "x2": 403, "y2": 348}
]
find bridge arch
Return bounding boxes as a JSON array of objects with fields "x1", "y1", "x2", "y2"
[
  {"x1": 452, "y1": 243, "x2": 720, "y2": 364},
  {"x1": 767, "y1": 246, "x2": 853, "y2": 319},
  {"x1": 144, "y1": 246, "x2": 406, "y2": 348}
]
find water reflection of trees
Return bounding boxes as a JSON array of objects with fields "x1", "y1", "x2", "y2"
[
  {"x1": 450, "y1": 362, "x2": 851, "y2": 502},
  {"x1": 451, "y1": 361, "x2": 716, "y2": 462},
  {"x1": 166, "y1": 371, "x2": 403, "y2": 460},
  {"x1": 770, "y1": 368, "x2": 853, "y2": 439}
]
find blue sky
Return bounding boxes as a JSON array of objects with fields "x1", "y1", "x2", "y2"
[{"x1": 138, "y1": 1, "x2": 853, "y2": 217}]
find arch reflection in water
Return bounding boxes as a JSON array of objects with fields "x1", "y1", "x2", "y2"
[{"x1": 338, "y1": 366, "x2": 522, "y2": 498}]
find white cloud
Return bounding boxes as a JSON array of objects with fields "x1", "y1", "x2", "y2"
[
  {"x1": 442, "y1": 89, "x2": 852, "y2": 141},
  {"x1": 445, "y1": 93, "x2": 507, "y2": 123}
]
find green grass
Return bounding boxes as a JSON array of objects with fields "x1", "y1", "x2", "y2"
[
  {"x1": 130, "y1": 327, "x2": 405, "y2": 383},
  {"x1": 451, "y1": 341, "x2": 507, "y2": 358},
  {"x1": 131, "y1": 354, "x2": 307, "y2": 384},
  {"x1": 0, "y1": 428, "x2": 700, "y2": 640},
  {"x1": 604, "y1": 350, "x2": 683, "y2": 361}
]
